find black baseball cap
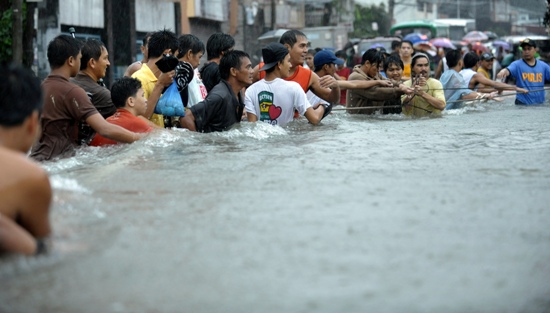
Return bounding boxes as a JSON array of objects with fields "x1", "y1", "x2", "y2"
[
  {"x1": 520, "y1": 38, "x2": 536, "y2": 48},
  {"x1": 259, "y1": 42, "x2": 289, "y2": 71},
  {"x1": 481, "y1": 52, "x2": 494, "y2": 61}
]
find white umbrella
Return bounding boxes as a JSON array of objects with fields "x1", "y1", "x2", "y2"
[
  {"x1": 258, "y1": 29, "x2": 290, "y2": 42},
  {"x1": 463, "y1": 31, "x2": 489, "y2": 43}
]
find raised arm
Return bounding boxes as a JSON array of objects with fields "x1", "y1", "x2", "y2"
[{"x1": 309, "y1": 73, "x2": 340, "y2": 104}]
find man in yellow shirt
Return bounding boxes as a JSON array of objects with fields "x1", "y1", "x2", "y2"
[{"x1": 132, "y1": 30, "x2": 178, "y2": 127}]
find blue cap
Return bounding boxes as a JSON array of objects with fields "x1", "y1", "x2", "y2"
[{"x1": 313, "y1": 50, "x2": 344, "y2": 70}]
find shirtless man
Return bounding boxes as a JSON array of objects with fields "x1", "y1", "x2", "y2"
[
  {"x1": 252, "y1": 30, "x2": 340, "y2": 105},
  {"x1": 0, "y1": 64, "x2": 52, "y2": 255}
]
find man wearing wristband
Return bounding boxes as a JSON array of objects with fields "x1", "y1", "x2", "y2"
[{"x1": 496, "y1": 38, "x2": 550, "y2": 105}]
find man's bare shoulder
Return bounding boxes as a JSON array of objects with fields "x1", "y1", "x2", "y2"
[{"x1": 0, "y1": 148, "x2": 48, "y2": 187}]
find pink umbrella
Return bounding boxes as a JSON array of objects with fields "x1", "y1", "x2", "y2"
[
  {"x1": 463, "y1": 31, "x2": 489, "y2": 43},
  {"x1": 470, "y1": 41, "x2": 489, "y2": 53},
  {"x1": 430, "y1": 38, "x2": 456, "y2": 49}
]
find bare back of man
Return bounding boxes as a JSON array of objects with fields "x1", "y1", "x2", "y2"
[{"x1": 0, "y1": 147, "x2": 52, "y2": 255}]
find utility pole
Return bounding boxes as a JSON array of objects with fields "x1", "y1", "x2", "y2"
[
  {"x1": 12, "y1": 0, "x2": 23, "y2": 64},
  {"x1": 271, "y1": 0, "x2": 276, "y2": 30},
  {"x1": 389, "y1": 0, "x2": 395, "y2": 24}
]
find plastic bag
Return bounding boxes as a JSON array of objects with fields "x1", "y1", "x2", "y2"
[
  {"x1": 154, "y1": 81, "x2": 185, "y2": 117},
  {"x1": 187, "y1": 75, "x2": 207, "y2": 107}
]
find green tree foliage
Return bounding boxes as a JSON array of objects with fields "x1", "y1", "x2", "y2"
[
  {"x1": 350, "y1": 3, "x2": 391, "y2": 38},
  {"x1": 0, "y1": 7, "x2": 13, "y2": 61},
  {"x1": 0, "y1": 1, "x2": 28, "y2": 64}
]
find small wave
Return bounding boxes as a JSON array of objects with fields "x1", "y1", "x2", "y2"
[{"x1": 50, "y1": 176, "x2": 91, "y2": 194}]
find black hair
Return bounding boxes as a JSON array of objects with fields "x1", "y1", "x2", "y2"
[
  {"x1": 307, "y1": 49, "x2": 316, "y2": 56},
  {"x1": 206, "y1": 33, "x2": 235, "y2": 60},
  {"x1": 110, "y1": 77, "x2": 142, "y2": 108},
  {"x1": 384, "y1": 54, "x2": 404, "y2": 72},
  {"x1": 143, "y1": 32, "x2": 153, "y2": 47},
  {"x1": 219, "y1": 50, "x2": 250, "y2": 80},
  {"x1": 279, "y1": 30, "x2": 307, "y2": 48},
  {"x1": 177, "y1": 34, "x2": 205, "y2": 59},
  {"x1": 391, "y1": 40, "x2": 401, "y2": 50},
  {"x1": 400, "y1": 40, "x2": 413, "y2": 49},
  {"x1": 80, "y1": 38, "x2": 105, "y2": 70},
  {"x1": 462, "y1": 51, "x2": 479, "y2": 69},
  {"x1": 47, "y1": 34, "x2": 83, "y2": 69},
  {"x1": 0, "y1": 63, "x2": 43, "y2": 127},
  {"x1": 147, "y1": 29, "x2": 179, "y2": 59},
  {"x1": 335, "y1": 50, "x2": 346, "y2": 59},
  {"x1": 445, "y1": 49, "x2": 463, "y2": 68},
  {"x1": 361, "y1": 48, "x2": 383, "y2": 66}
]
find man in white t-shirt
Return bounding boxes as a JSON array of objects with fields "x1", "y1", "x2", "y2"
[{"x1": 245, "y1": 42, "x2": 329, "y2": 127}]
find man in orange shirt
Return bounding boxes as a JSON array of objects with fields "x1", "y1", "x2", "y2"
[
  {"x1": 253, "y1": 30, "x2": 340, "y2": 105},
  {"x1": 90, "y1": 77, "x2": 155, "y2": 146}
]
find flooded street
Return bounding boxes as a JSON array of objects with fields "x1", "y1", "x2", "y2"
[{"x1": 1, "y1": 100, "x2": 550, "y2": 313}]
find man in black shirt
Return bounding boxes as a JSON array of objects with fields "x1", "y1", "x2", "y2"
[{"x1": 180, "y1": 50, "x2": 252, "y2": 132}]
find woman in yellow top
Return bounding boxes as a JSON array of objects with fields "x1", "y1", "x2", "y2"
[{"x1": 399, "y1": 40, "x2": 414, "y2": 81}]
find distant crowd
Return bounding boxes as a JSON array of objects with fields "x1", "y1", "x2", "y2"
[{"x1": 1, "y1": 29, "x2": 549, "y2": 256}]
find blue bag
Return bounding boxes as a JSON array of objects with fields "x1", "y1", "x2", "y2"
[{"x1": 154, "y1": 81, "x2": 185, "y2": 117}]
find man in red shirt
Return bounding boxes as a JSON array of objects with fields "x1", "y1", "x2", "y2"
[
  {"x1": 334, "y1": 50, "x2": 351, "y2": 106},
  {"x1": 90, "y1": 77, "x2": 156, "y2": 146}
]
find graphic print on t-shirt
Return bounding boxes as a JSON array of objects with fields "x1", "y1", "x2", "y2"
[{"x1": 258, "y1": 91, "x2": 281, "y2": 125}]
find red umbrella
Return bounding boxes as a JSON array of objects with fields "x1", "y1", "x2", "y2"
[
  {"x1": 430, "y1": 38, "x2": 456, "y2": 49},
  {"x1": 470, "y1": 41, "x2": 488, "y2": 53}
]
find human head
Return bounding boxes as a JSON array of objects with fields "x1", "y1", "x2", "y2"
[
  {"x1": 335, "y1": 50, "x2": 347, "y2": 69},
  {"x1": 140, "y1": 32, "x2": 153, "y2": 61},
  {"x1": 445, "y1": 49, "x2": 463, "y2": 68},
  {"x1": 219, "y1": 50, "x2": 253, "y2": 87},
  {"x1": 279, "y1": 29, "x2": 308, "y2": 66},
  {"x1": 260, "y1": 42, "x2": 289, "y2": 71},
  {"x1": 410, "y1": 52, "x2": 431, "y2": 77},
  {"x1": 399, "y1": 40, "x2": 413, "y2": 57},
  {"x1": 110, "y1": 77, "x2": 147, "y2": 117},
  {"x1": 361, "y1": 49, "x2": 383, "y2": 78},
  {"x1": 176, "y1": 34, "x2": 205, "y2": 69},
  {"x1": 47, "y1": 34, "x2": 83, "y2": 71},
  {"x1": 463, "y1": 51, "x2": 480, "y2": 69},
  {"x1": 391, "y1": 40, "x2": 401, "y2": 53},
  {"x1": 80, "y1": 38, "x2": 110, "y2": 79},
  {"x1": 206, "y1": 33, "x2": 235, "y2": 61},
  {"x1": 147, "y1": 29, "x2": 179, "y2": 60},
  {"x1": 384, "y1": 54, "x2": 404, "y2": 81},
  {"x1": 0, "y1": 63, "x2": 43, "y2": 152},
  {"x1": 520, "y1": 38, "x2": 537, "y2": 61},
  {"x1": 305, "y1": 49, "x2": 316, "y2": 69},
  {"x1": 480, "y1": 52, "x2": 494, "y2": 70},
  {"x1": 313, "y1": 50, "x2": 344, "y2": 75}
]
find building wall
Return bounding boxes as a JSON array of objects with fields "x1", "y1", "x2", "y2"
[
  {"x1": 135, "y1": 0, "x2": 176, "y2": 32},
  {"x1": 60, "y1": 0, "x2": 104, "y2": 28}
]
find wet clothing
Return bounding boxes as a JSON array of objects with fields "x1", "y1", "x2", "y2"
[
  {"x1": 440, "y1": 69, "x2": 473, "y2": 109},
  {"x1": 132, "y1": 63, "x2": 165, "y2": 127},
  {"x1": 346, "y1": 65, "x2": 405, "y2": 114},
  {"x1": 30, "y1": 75, "x2": 99, "y2": 161},
  {"x1": 460, "y1": 68, "x2": 477, "y2": 90},
  {"x1": 71, "y1": 73, "x2": 116, "y2": 118},
  {"x1": 89, "y1": 109, "x2": 153, "y2": 146},
  {"x1": 189, "y1": 79, "x2": 244, "y2": 133},
  {"x1": 259, "y1": 63, "x2": 312, "y2": 93},
  {"x1": 71, "y1": 73, "x2": 117, "y2": 145},
  {"x1": 199, "y1": 62, "x2": 220, "y2": 93},
  {"x1": 506, "y1": 59, "x2": 550, "y2": 105},
  {"x1": 336, "y1": 67, "x2": 351, "y2": 105},
  {"x1": 245, "y1": 78, "x2": 311, "y2": 127},
  {"x1": 401, "y1": 78, "x2": 445, "y2": 117},
  {"x1": 477, "y1": 67, "x2": 491, "y2": 80}
]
